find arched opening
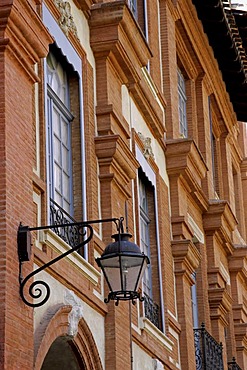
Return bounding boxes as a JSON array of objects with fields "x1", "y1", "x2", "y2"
[{"x1": 41, "y1": 336, "x2": 85, "y2": 370}]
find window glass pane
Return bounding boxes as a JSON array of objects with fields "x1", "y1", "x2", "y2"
[
  {"x1": 62, "y1": 146, "x2": 69, "y2": 173},
  {"x1": 139, "y1": 175, "x2": 152, "y2": 297},
  {"x1": 178, "y1": 68, "x2": 187, "y2": 137},
  {"x1": 54, "y1": 165, "x2": 62, "y2": 192},
  {"x1": 47, "y1": 53, "x2": 69, "y2": 106},
  {"x1": 54, "y1": 192, "x2": 62, "y2": 206},
  {"x1": 62, "y1": 118, "x2": 69, "y2": 147},
  {"x1": 191, "y1": 273, "x2": 199, "y2": 328},
  {"x1": 128, "y1": 0, "x2": 137, "y2": 16},
  {"x1": 63, "y1": 173, "x2": 70, "y2": 200},
  {"x1": 53, "y1": 108, "x2": 60, "y2": 137},
  {"x1": 46, "y1": 50, "x2": 73, "y2": 214},
  {"x1": 63, "y1": 200, "x2": 70, "y2": 214},
  {"x1": 54, "y1": 137, "x2": 61, "y2": 163}
]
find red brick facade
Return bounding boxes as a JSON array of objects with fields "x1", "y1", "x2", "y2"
[{"x1": 0, "y1": 1, "x2": 246, "y2": 369}]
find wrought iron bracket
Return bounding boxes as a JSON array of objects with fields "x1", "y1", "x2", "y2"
[{"x1": 18, "y1": 217, "x2": 122, "y2": 308}]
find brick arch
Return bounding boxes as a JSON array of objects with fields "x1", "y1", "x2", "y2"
[
  {"x1": 34, "y1": 305, "x2": 103, "y2": 370},
  {"x1": 73, "y1": 319, "x2": 104, "y2": 370}
]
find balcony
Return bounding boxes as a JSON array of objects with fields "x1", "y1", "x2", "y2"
[
  {"x1": 194, "y1": 323, "x2": 223, "y2": 370},
  {"x1": 49, "y1": 199, "x2": 82, "y2": 249},
  {"x1": 228, "y1": 358, "x2": 242, "y2": 370},
  {"x1": 144, "y1": 293, "x2": 160, "y2": 330}
]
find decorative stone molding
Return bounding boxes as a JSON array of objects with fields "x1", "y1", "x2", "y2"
[
  {"x1": 138, "y1": 132, "x2": 155, "y2": 160},
  {"x1": 64, "y1": 290, "x2": 83, "y2": 337},
  {"x1": 54, "y1": 0, "x2": 79, "y2": 38}
]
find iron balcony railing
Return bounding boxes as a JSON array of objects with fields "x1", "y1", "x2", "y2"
[
  {"x1": 194, "y1": 323, "x2": 224, "y2": 370},
  {"x1": 144, "y1": 293, "x2": 160, "y2": 329},
  {"x1": 49, "y1": 199, "x2": 82, "y2": 249},
  {"x1": 228, "y1": 357, "x2": 242, "y2": 370}
]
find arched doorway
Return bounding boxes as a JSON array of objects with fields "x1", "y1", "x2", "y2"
[
  {"x1": 41, "y1": 336, "x2": 85, "y2": 370},
  {"x1": 35, "y1": 306, "x2": 104, "y2": 370}
]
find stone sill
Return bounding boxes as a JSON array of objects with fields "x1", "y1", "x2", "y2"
[{"x1": 139, "y1": 317, "x2": 173, "y2": 352}]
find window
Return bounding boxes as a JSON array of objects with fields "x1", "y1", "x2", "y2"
[
  {"x1": 178, "y1": 68, "x2": 188, "y2": 138},
  {"x1": 138, "y1": 169, "x2": 161, "y2": 329},
  {"x1": 128, "y1": 0, "x2": 147, "y2": 37},
  {"x1": 45, "y1": 45, "x2": 83, "y2": 249},
  {"x1": 128, "y1": 0, "x2": 137, "y2": 15},
  {"x1": 191, "y1": 272, "x2": 199, "y2": 328},
  {"x1": 43, "y1": 6, "x2": 86, "y2": 252},
  {"x1": 139, "y1": 174, "x2": 152, "y2": 298},
  {"x1": 46, "y1": 51, "x2": 73, "y2": 215},
  {"x1": 209, "y1": 96, "x2": 220, "y2": 197}
]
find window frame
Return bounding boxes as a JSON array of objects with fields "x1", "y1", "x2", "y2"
[
  {"x1": 139, "y1": 173, "x2": 152, "y2": 298},
  {"x1": 191, "y1": 272, "x2": 199, "y2": 328},
  {"x1": 46, "y1": 78, "x2": 74, "y2": 215},
  {"x1": 136, "y1": 145, "x2": 165, "y2": 331},
  {"x1": 177, "y1": 68, "x2": 188, "y2": 138},
  {"x1": 208, "y1": 96, "x2": 221, "y2": 198},
  {"x1": 43, "y1": 4, "x2": 88, "y2": 257}
]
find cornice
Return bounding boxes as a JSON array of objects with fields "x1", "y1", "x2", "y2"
[
  {"x1": 166, "y1": 138, "x2": 207, "y2": 177},
  {"x1": 74, "y1": 0, "x2": 92, "y2": 18},
  {"x1": 177, "y1": 0, "x2": 238, "y2": 129},
  {"x1": 171, "y1": 216, "x2": 194, "y2": 241},
  {"x1": 96, "y1": 103, "x2": 131, "y2": 138},
  {"x1": 0, "y1": 1, "x2": 52, "y2": 81},
  {"x1": 240, "y1": 157, "x2": 247, "y2": 178},
  {"x1": 89, "y1": 1, "x2": 166, "y2": 140},
  {"x1": 95, "y1": 134, "x2": 139, "y2": 197},
  {"x1": 90, "y1": 1, "x2": 152, "y2": 70},
  {"x1": 227, "y1": 133, "x2": 243, "y2": 167},
  {"x1": 166, "y1": 138, "x2": 208, "y2": 211},
  {"x1": 172, "y1": 239, "x2": 201, "y2": 283},
  {"x1": 203, "y1": 200, "x2": 237, "y2": 255},
  {"x1": 234, "y1": 322, "x2": 247, "y2": 344},
  {"x1": 228, "y1": 245, "x2": 247, "y2": 284},
  {"x1": 208, "y1": 287, "x2": 232, "y2": 325},
  {"x1": 175, "y1": 20, "x2": 202, "y2": 79}
]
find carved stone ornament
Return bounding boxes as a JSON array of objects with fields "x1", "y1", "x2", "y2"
[
  {"x1": 54, "y1": 0, "x2": 79, "y2": 39},
  {"x1": 64, "y1": 289, "x2": 84, "y2": 337},
  {"x1": 138, "y1": 132, "x2": 155, "y2": 160}
]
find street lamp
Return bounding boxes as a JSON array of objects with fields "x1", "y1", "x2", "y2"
[
  {"x1": 96, "y1": 232, "x2": 149, "y2": 304},
  {"x1": 17, "y1": 217, "x2": 149, "y2": 307}
]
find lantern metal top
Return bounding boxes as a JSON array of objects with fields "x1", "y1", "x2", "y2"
[{"x1": 101, "y1": 232, "x2": 144, "y2": 257}]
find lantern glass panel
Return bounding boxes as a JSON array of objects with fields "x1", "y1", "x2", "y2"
[{"x1": 100, "y1": 254, "x2": 147, "y2": 293}]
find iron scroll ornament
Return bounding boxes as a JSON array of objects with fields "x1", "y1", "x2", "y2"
[{"x1": 18, "y1": 218, "x2": 121, "y2": 308}]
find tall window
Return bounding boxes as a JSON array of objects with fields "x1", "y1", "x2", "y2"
[
  {"x1": 191, "y1": 272, "x2": 199, "y2": 328},
  {"x1": 46, "y1": 51, "x2": 73, "y2": 215},
  {"x1": 209, "y1": 96, "x2": 219, "y2": 196},
  {"x1": 138, "y1": 170, "x2": 160, "y2": 329},
  {"x1": 178, "y1": 68, "x2": 188, "y2": 138},
  {"x1": 128, "y1": 0, "x2": 137, "y2": 15},
  {"x1": 128, "y1": 0, "x2": 147, "y2": 37},
  {"x1": 139, "y1": 175, "x2": 152, "y2": 298}
]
